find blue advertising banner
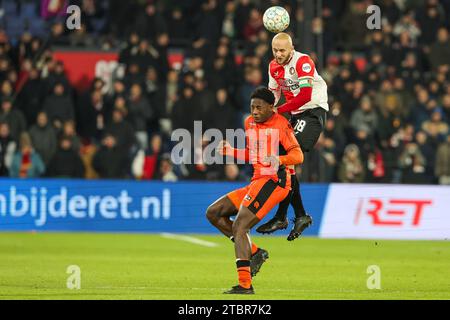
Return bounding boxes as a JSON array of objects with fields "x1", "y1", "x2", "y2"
[{"x1": 0, "y1": 179, "x2": 329, "y2": 235}]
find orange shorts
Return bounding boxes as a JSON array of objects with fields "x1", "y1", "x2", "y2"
[{"x1": 227, "y1": 178, "x2": 290, "y2": 220}]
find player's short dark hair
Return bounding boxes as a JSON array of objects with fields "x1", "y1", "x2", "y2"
[{"x1": 251, "y1": 87, "x2": 275, "y2": 105}]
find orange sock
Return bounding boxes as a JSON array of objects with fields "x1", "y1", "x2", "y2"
[
  {"x1": 236, "y1": 260, "x2": 252, "y2": 289},
  {"x1": 251, "y1": 243, "x2": 259, "y2": 255}
]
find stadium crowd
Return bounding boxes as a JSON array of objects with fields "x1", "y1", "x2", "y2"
[{"x1": 0, "y1": 0, "x2": 449, "y2": 185}]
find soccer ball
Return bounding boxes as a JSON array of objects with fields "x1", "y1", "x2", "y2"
[{"x1": 263, "y1": 6, "x2": 290, "y2": 33}]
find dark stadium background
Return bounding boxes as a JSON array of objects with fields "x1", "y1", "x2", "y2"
[
  {"x1": 0, "y1": 0, "x2": 449, "y2": 302},
  {"x1": 0, "y1": 0, "x2": 448, "y2": 185}
]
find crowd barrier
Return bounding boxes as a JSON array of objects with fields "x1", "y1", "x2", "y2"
[{"x1": 0, "y1": 179, "x2": 449, "y2": 240}]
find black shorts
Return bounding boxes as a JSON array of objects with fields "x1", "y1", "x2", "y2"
[{"x1": 290, "y1": 107, "x2": 327, "y2": 152}]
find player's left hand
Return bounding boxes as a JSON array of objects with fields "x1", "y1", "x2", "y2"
[{"x1": 263, "y1": 155, "x2": 280, "y2": 170}]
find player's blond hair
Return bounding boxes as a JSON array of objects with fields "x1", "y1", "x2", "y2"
[{"x1": 272, "y1": 33, "x2": 293, "y2": 46}]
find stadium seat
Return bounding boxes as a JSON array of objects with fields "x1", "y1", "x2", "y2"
[
  {"x1": 20, "y1": 2, "x2": 38, "y2": 19},
  {"x1": 2, "y1": 0, "x2": 17, "y2": 16}
]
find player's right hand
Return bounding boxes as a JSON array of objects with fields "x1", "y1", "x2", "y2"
[{"x1": 217, "y1": 140, "x2": 232, "y2": 156}]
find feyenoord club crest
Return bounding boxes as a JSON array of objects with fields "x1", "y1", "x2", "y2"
[{"x1": 290, "y1": 67, "x2": 295, "y2": 75}]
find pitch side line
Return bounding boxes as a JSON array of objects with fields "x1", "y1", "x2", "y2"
[{"x1": 160, "y1": 233, "x2": 219, "y2": 247}]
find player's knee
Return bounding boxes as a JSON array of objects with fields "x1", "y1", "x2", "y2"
[
  {"x1": 232, "y1": 219, "x2": 247, "y2": 236},
  {"x1": 206, "y1": 204, "x2": 220, "y2": 223}
]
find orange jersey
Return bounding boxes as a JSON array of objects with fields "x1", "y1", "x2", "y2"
[{"x1": 244, "y1": 113, "x2": 300, "y2": 187}]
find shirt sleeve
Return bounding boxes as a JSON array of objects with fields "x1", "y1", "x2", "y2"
[
  {"x1": 279, "y1": 122, "x2": 300, "y2": 153},
  {"x1": 295, "y1": 55, "x2": 315, "y2": 82}
]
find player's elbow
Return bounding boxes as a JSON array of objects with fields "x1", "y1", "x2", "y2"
[{"x1": 294, "y1": 148, "x2": 304, "y2": 165}]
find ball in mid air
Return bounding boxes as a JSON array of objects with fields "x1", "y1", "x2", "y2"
[{"x1": 263, "y1": 6, "x2": 290, "y2": 33}]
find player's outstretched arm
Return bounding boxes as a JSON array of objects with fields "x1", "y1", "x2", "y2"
[{"x1": 217, "y1": 140, "x2": 249, "y2": 162}]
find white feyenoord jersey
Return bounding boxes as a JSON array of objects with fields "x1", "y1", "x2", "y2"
[{"x1": 268, "y1": 50, "x2": 329, "y2": 114}]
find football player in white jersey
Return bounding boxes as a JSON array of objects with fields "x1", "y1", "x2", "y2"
[{"x1": 256, "y1": 33, "x2": 329, "y2": 240}]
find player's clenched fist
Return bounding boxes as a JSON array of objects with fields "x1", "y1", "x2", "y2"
[
  {"x1": 262, "y1": 155, "x2": 280, "y2": 170},
  {"x1": 217, "y1": 140, "x2": 233, "y2": 156}
]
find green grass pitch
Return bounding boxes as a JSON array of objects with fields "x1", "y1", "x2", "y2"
[{"x1": 0, "y1": 232, "x2": 449, "y2": 300}]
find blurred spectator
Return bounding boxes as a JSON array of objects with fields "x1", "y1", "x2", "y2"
[
  {"x1": 129, "y1": 40, "x2": 159, "y2": 73},
  {"x1": 339, "y1": 0, "x2": 369, "y2": 50},
  {"x1": 323, "y1": 115, "x2": 346, "y2": 156},
  {"x1": 435, "y1": 134, "x2": 450, "y2": 184},
  {"x1": 238, "y1": 67, "x2": 262, "y2": 114},
  {"x1": 350, "y1": 96, "x2": 378, "y2": 138},
  {"x1": 398, "y1": 142, "x2": 427, "y2": 183},
  {"x1": 134, "y1": 4, "x2": 168, "y2": 42},
  {"x1": 16, "y1": 67, "x2": 44, "y2": 126},
  {"x1": 171, "y1": 86, "x2": 196, "y2": 132},
  {"x1": 338, "y1": 144, "x2": 365, "y2": 183},
  {"x1": 366, "y1": 149, "x2": 386, "y2": 183},
  {"x1": 154, "y1": 154, "x2": 178, "y2": 182},
  {"x1": 442, "y1": 94, "x2": 450, "y2": 123},
  {"x1": 132, "y1": 133, "x2": 162, "y2": 180},
  {"x1": 69, "y1": 23, "x2": 95, "y2": 47},
  {"x1": 28, "y1": 112, "x2": 57, "y2": 166},
  {"x1": 302, "y1": 134, "x2": 337, "y2": 182},
  {"x1": 234, "y1": 0, "x2": 253, "y2": 40},
  {"x1": 422, "y1": 109, "x2": 449, "y2": 138},
  {"x1": 243, "y1": 8, "x2": 263, "y2": 42},
  {"x1": 45, "y1": 61, "x2": 71, "y2": 95},
  {"x1": 119, "y1": 32, "x2": 141, "y2": 65},
  {"x1": 92, "y1": 134, "x2": 127, "y2": 179},
  {"x1": 416, "y1": 0, "x2": 444, "y2": 45},
  {"x1": 47, "y1": 136, "x2": 85, "y2": 178},
  {"x1": 415, "y1": 131, "x2": 436, "y2": 181},
  {"x1": 128, "y1": 83, "x2": 153, "y2": 149},
  {"x1": 105, "y1": 102, "x2": 136, "y2": 154},
  {"x1": 429, "y1": 27, "x2": 450, "y2": 71},
  {"x1": 77, "y1": 90, "x2": 108, "y2": 142},
  {"x1": 393, "y1": 11, "x2": 421, "y2": 43},
  {"x1": 194, "y1": 0, "x2": 222, "y2": 45},
  {"x1": 144, "y1": 66, "x2": 165, "y2": 126},
  {"x1": 192, "y1": 78, "x2": 216, "y2": 124},
  {"x1": 0, "y1": 98, "x2": 27, "y2": 143},
  {"x1": 167, "y1": 8, "x2": 188, "y2": 41},
  {"x1": 62, "y1": 120, "x2": 81, "y2": 153},
  {"x1": 9, "y1": 132, "x2": 45, "y2": 178},
  {"x1": 208, "y1": 88, "x2": 235, "y2": 132},
  {"x1": 42, "y1": 83, "x2": 75, "y2": 130},
  {"x1": 165, "y1": 70, "x2": 179, "y2": 118},
  {"x1": 222, "y1": 1, "x2": 236, "y2": 38},
  {"x1": 223, "y1": 164, "x2": 245, "y2": 182},
  {"x1": 0, "y1": 122, "x2": 16, "y2": 176}
]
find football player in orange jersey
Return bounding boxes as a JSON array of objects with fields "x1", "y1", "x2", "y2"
[{"x1": 206, "y1": 87, "x2": 303, "y2": 294}]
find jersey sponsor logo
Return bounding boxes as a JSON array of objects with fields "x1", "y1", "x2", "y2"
[
  {"x1": 302, "y1": 63, "x2": 312, "y2": 73},
  {"x1": 277, "y1": 78, "x2": 300, "y2": 91}
]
